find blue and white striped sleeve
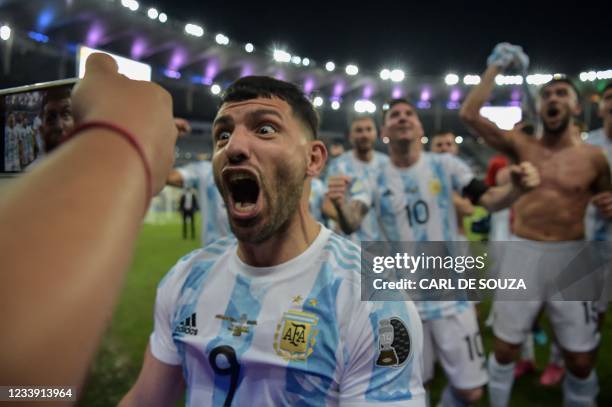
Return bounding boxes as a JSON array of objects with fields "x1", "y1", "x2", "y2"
[
  {"x1": 339, "y1": 300, "x2": 425, "y2": 406},
  {"x1": 149, "y1": 262, "x2": 186, "y2": 366}
]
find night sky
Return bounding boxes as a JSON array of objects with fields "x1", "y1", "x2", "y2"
[{"x1": 156, "y1": 0, "x2": 610, "y2": 76}]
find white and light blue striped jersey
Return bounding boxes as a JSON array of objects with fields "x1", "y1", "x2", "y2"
[
  {"x1": 309, "y1": 177, "x2": 327, "y2": 225},
  {"x1": 151, "y1": 226, "x2": 425, "y2": 406},
  {"x1": 352, "y1": 152, "x2": 475, "y2": 320},
  {"x1": 4, "y1": 126, "x2": 20, "y2": 171},
  {"x1": 326, "y1": 151, "x2": 389, "y2": 243},
  {"x1": 585, "y1": 128, "x2": 612, "y2": 241},
  {"x1": 177, "y1": 161, "x2": 231, "y2": 246}
]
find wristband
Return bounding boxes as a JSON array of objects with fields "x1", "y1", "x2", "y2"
[{"x1": 64, "y1": 121, "x2": 153, "y2": 214}]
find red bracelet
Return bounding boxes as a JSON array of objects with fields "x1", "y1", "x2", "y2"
[{"x1": 65, "y1": 121, "x2": 153, "y2": 214}]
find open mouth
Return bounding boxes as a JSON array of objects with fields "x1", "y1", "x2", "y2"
[
  {"x1": 546, "y1": 106, "x2": 560, "y2": 118},
  {"x1": 223, "y1": 169, "x2": 262, "y2": 219}
]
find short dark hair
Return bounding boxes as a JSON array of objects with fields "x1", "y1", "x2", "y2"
[
  {"x1": 220, "y1": 76, "x2": 319, "y2": 139},
  {"x1": 41, "y1": 86, "x2": 72, "y2": 114},
  {"x1": 331, "y1": 137, "x2": 345, "y2": 146},
  {"x1": 540, "y1": 77, "x2": 580, "y2": 100},
  {"x1": 431, "y1": 130, "x2": 455, "y2": 140},
  {"x1": 348, "y1": 114, "x2": 376, "y2": 132},
  {"x1": 382, "y1": 98, "x2": 416, "y2": 124}
]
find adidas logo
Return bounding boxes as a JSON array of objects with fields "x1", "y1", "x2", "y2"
[{"x1": 175, "y1": 313, "x2": 198, "y2": 335}]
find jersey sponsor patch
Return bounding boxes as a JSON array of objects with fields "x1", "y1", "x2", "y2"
[
  {"x1": 215, "y1": 313, "x2": 257, "y2": 337},
  {"x1": 375, "y1": 317, "x2": 411, "y2": 368},
  {"x1": 174, "y1": 313, "x2": 198, "y2": 335},
  {"x1": 274, "y1": 309, "x2": 319, "y2": 361}
]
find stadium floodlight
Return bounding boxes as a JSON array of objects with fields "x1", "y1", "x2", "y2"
[
  {"x1": 147, "y1": 7, "x2": 158, "y2": 19},
  {"x1": 596, "y1": 69, "x2": 612, "y2": 80},
  {"x1": 526, "y1": 73, "x2": 553, "y2": 85},
  {"x1": 302, "y1": 58, "x2": 310, "y2": 66},
  {"x1": 345, "y1": 64, "x2": 359, "y2": 76},
  {"x1": 455, "y1": 136, "x2": 464, "y2": 144},
  {"x1": 325, "y1": 61, "x2": 335, "y2": 72},
  {"x1": 463, "y1": 74, "x2": 481, "y2": 85},
  {"x1": 445, "y1": 73, "x2": 459, "y2": 86},
  {"x1": 185, "y1": 23, "x2": 204, "y2": 37},
  {"x1": 273, "y1": 49, "x2": 291, "y2": 63},
  {"x1": 313, "y1": 96, "x2": 324, "y2": 107},
  {"x1": 245, "y1": 43, "x2": 254, "y2": 53},
  {"x1": 158, "y1": 12, "x2": 168, "y2": 23},
  {"x1": 211, "y1": 84, "x2": 221, "y2": 95},
  {"x1": 0, "y1": 25, "x2": 11, "y2": 41},
  {"x1": 421, "y1": 136, "x2": 429, "y2": 144},
  {"x1": 121, "y1": 0, "x2": 139, "y2": 11},
  {"x1": 390, "y1": 69, "x2": 405, "y2": 82},
  {"x1": 495, "y1": 74, "x2": 523, "y2": 86},
  {"x1": 354, "y1": 99, "x2": 376, "y2": 113},
  {"x1": 331, "y1": 100, "x2": 340, "y2": 110},
  {"x1": 380, "y1": 69, "x2": 390, "y2": 80},
  {"x1": 291, "y1": 55, "x2": 302, "y2": 65},
  {"x1": 215, "y1": 33, "x2": 229, "y2": 45}
]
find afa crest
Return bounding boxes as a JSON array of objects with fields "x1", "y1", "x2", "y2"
[
  {"x1": 429, "y1": 178, "x2": 442, "y2": 195},
  {"x1": 274, "y1": 310, "x2": 318, "y2": 361}
]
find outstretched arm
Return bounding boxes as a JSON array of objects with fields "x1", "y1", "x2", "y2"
[
  {"x1": 460, "y1": 43, "x2": 529, "y2": 157},
  {"x1": 0, "y1": 53, "x2": 177, "y2": 388}
]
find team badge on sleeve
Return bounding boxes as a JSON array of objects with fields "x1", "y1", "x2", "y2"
[
  {"x1": 274, "y1": 310, "x2": 319, "y2": 361},
  {"x1": 375, "y1": 317, "x2": 411, "y2": 368}
]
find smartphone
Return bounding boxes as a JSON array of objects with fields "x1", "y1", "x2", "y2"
[{"x1": 0, "y1": 78, "x2": 77, "y2": 173}]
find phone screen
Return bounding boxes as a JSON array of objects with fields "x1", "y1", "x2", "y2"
[{"x1": 0, "y1": 79, "x2": 77, "y2": 173}]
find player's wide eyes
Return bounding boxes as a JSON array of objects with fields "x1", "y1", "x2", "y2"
[
  {"x1": 217, "y1": 131, "x2": 231, "y2": 141},
  {"x1": 258, "y1": 124, "x2": 276, "y2": 134}
]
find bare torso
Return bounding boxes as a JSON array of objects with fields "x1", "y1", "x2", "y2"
[{"x1": 512, "y1": 135, "x2": 603, "y2": 241}]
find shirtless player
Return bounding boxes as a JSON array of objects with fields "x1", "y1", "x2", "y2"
[{"x1": 461, "y1": 43, "x2": 612, "y2": 406}]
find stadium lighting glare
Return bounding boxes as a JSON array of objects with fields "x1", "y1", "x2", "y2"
[
  {"x1": 380, "y1": 69, "x2": 390, "y2": 80},
  {"x1": 121, "y1": 0, "x2": 139, "y2": 11},
  {"x1": 579, "y1": 72, "x2": 589, "y2": 82},
  {"x1": 597, "y1": 70, "x2": 612, "y2": 80},
  {"x1": 445, "y1": 73, "x2": 459, "y2": 86},
  {"x1": 302, "y1": 58, "x2": 310, "y2": 66},
  {"x1": 313, "y1": 96, "x2": 324, "y2": 107},
  {"x1": 526, "y1": 73, "x2": 553, "y2": 85},
  {"x1": 211, "y1": 84, "x2": 221, "y2": 95},
  {"x1": 0, "y1": 25, "x2": 12, "y2": 41},
  {"x1": 273, "y1": 49, "x2": 291, "y2": 63},
  {"x1": 495, "y1": 75, "x2": 523, "y2": 86},
  {"x1": 291, "y1": 55, "x2": 302, "y2": 65},
  {"x1": 158, "y1": 12, "x2": 168, "y2": 23},
  {"x1": 345, "y1": 64, "x2": 359, "y2": 76},
  {"x1": 455, "y1": 136, "x2": 464, "y2": 144},
  {"x1": 331, "y1": 100, "x2": 341, "y2": 110},
  {"x1": 421, "y1": 136, "x2": 429, "y2": 144},
  {"x1": 390, "y1": 69, "x2": 405, "y2": 82},
  {"x1": 463, "y1": 74, "x2": 481, "y2": 85},
  {"x1": 185, "y1": 23, "x2": 204, "y2": 37},
  {"x1": 244, "y1": 43, "x2": 254, "y2": 53},
  {"x1": 354, "y1": 99, "x2": 376, "y2": 113},
  {"x1": 147, "y1": 8, "x2": 158, "y2": 19},
  {"x1": 215, "y1": 33, "x2": 229, "y2": 45},
  {"x1": 325, "y1": 61, "x2": 335, "y2": 72}
]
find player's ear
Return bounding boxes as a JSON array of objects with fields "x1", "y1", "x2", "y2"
[{"x1": 306, "y1": 140, "x2": 327, "y2": 177}]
